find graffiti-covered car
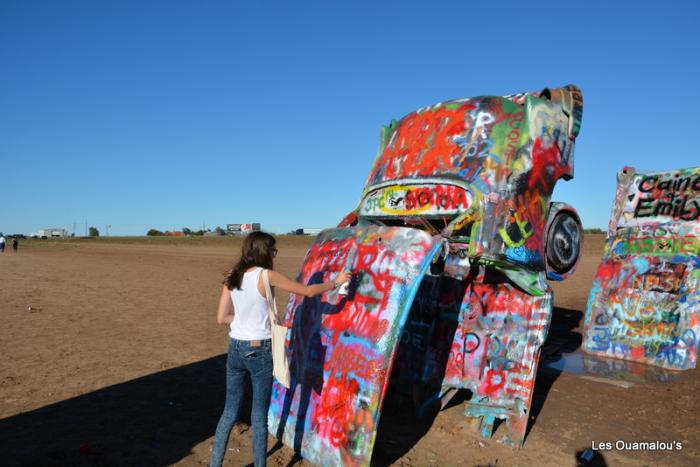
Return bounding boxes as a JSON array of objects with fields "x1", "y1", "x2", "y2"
[
  {"x1": 583, "y1": 166, "x2": 699, "y2": 370},
  {"x1": 269, "y1": 85, "x2": 585, "y2": 466}
]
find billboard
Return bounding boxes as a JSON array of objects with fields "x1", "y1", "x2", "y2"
[{"x1": 227, "y1": 223, "x2": 261, "y2": 234}]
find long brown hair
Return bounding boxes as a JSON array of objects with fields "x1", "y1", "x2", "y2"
[{"x1": 224, "y1": 231, "x2": 276, "y2": 290}]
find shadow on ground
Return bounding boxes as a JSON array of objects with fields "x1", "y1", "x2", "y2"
[
  {"x1": 0, "y1": 355, "x2": 246, "y2": 467},
  {"x1": 528, "y1": 306, "x2": 583, "y2": 437},
  {"x1": 0, "y1": 308, "x2": 585, "y2": 467}
]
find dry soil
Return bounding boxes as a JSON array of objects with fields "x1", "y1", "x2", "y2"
[{"x1": 0, "y1": 235, "x2": 697, "y2": 466}]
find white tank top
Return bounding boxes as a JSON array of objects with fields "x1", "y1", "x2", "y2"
[{"x1": 229, "y1": 267, "x2": 271, "y2": 340}]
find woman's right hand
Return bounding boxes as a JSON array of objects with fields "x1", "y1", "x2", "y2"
[{"x1": 334, "y1": 271, "x2": 351, "y2": 288}]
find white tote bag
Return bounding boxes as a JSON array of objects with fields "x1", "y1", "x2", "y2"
[{"x1": 262, "y1": 269, "x2": 291, "y2": 388}]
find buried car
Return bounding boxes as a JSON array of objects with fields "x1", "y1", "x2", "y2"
[
  {"x1": 582, "y1": 166, "x2": 700, "y2": 370},
  {"x1": 269, "y1": 85, "x2": 584, "y2": 466}
]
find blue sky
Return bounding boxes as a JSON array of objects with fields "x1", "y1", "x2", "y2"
[{"x1": 1, "y1": 0, "x2": 698, "y2": 236}]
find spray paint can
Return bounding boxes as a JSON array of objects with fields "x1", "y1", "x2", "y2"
[
  {"x1": 338, "y1": 245, "x2": 358, "y2": 297},
  {"x1": 338, "y1": 280, "x2": 351, "y2": 296}
]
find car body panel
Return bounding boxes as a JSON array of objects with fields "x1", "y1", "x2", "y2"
[
  {"x1": 268, "y1": 226, "x2": 440, "y2": 466},
  {"x1": 360, "y1": 86, "x2": 583, "y2": 289}
]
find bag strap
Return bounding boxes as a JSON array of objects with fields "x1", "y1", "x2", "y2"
[{"x1": 261, "y1": 269, "x2": 279, "y2": 325}]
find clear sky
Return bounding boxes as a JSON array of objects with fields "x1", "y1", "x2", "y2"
[{"x1": 1, "y1": 0, "x2": 698, "y2": 236}]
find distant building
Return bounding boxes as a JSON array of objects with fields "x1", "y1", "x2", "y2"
[
  {"x1": 31, "y1": 228, "x2": 67, "y2": 238},
  {"x1": 294, "y1": 228, "x2": 323, "y2": 236}
]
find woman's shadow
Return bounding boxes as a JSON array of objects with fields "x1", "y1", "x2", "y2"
[{"x1": 274, "y1": 271, "x2": 347, "y2": 454}]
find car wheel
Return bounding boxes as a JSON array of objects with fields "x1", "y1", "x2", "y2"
[{"x1": 545, "y1": 211, "x2": 582, "y2": 276}]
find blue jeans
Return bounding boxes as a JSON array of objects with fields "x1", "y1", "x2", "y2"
[{"x1": 210, "y1": 338, "x2": 273, "y2": 467}]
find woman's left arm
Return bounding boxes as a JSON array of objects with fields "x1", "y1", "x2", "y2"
[{"x1": 216, "y1": 285, "x2": 235, "y2": 325}]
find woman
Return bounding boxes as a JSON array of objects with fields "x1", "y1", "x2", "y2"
[{"x1": 210, "y1": 231, "x2": 349, "y2": 467}]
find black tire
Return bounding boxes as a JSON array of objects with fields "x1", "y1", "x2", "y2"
[{"x1": 545, "y1": 212, "x2": 582, "y2": 275}]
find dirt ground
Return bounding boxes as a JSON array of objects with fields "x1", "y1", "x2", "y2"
[{"x1": 0, "y1": 234, "x2": 697, "y2": 466}]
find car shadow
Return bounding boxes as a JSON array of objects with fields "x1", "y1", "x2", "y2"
[
  {"x1": 0, "y1": 354, "x2": 245, "y2": 466},
  {"x1": 528, "y1": 306, "x2": 583, "y2": 438}
]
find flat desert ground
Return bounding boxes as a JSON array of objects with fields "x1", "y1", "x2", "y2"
[{"x1": 1, "y1": 235, "x2": 698, "y2": 466}]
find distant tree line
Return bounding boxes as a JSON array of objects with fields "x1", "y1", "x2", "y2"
[
  {"x1": 144, "y1": 226, "x2": 606, "y2": 237},
  {"x1": 146, "y1": 226, "x2": 227, "y2": 236}
]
